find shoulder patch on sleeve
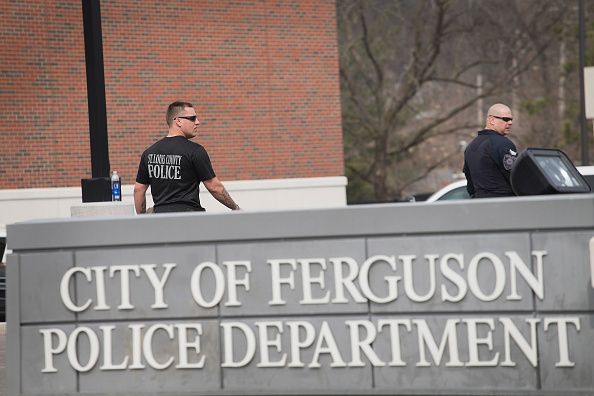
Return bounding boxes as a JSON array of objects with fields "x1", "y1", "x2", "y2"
[{"x1": 503, "y1": 153, "x2": 516, "y2": 170}]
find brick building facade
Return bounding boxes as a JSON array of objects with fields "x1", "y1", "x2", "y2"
[{"x1": 0, "y1": 0, "x2": 344, "y2": 189}]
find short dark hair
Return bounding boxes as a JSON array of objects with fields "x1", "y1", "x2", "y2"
[{"x1": 166, "y1": 101, "x2": 193, "y2": 126}]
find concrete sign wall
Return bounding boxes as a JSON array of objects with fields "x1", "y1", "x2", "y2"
[{"x1": 6, "y1": 195, "x2": 594, "y2": 395}]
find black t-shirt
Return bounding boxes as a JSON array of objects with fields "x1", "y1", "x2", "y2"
[
  {"x1": 136, "y1": 136, "x2": 215, "y2": 211},
  {"x1": 463, "y1": 129, "x2": 517, "y2": 198}
]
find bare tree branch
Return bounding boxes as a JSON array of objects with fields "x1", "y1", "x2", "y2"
[{"x1": 338, "y1": 0, "x2": 570, "y2": 202}]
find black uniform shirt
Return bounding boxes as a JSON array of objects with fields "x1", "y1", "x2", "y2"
[
  {"x1": 463, "y1": 129, "x2": 517, "y2": 198},
  {"x1": 136, "y1": 136, "x2": 216, "y2": 211}
]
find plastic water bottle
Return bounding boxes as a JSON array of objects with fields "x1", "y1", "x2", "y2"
[{"x1": 111, "y1": 171, "x2": 121, "y2": 201}]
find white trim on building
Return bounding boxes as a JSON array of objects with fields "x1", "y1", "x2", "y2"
[{"x1": 0, "y1": 176, "x2": 347, "y2": 233}]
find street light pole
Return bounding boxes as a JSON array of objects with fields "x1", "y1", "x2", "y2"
[
  {"x1": 82, "y1": 0, "x2": 110, "y2": 178},
  {"x1": 578, "y1": 0, "x2": 589, "y2": 165}
]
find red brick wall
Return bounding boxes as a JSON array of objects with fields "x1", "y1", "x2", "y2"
[
  {"x1": 0, "y1": 0, "x2": 343, "y2": 189},
  {"x1": 0, "y1": 1, "x2": 90, "y2": 188}
]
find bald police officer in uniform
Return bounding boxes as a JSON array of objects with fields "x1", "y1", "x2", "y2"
[{"x1": 463, "y1": 103, "x2": 517, "y2": 198}]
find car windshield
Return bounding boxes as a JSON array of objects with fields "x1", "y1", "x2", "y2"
[{"x1": 439, "y1": 187, "x2": 470, "y2": 200}]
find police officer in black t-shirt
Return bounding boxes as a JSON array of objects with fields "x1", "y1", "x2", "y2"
[
  {"x1": 134, "y1": 101, "x2": 241, "y2": 213},
  {"x1": 463, "y1": 103, "x2": 518, "y2": 198}
]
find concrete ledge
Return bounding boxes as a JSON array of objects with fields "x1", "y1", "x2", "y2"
[
  {"x1": 7, "y1": 193, "x2": 594, "y2": 251},
  {"x1": 70, "y1": 202, "x2": 136, "y2": 217}
]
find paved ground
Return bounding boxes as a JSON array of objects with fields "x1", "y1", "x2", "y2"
[{"x1": 0, "y1": 322, "x2": 5, "y2": 395}]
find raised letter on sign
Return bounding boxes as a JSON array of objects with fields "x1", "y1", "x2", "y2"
[
  {"x1": 40, "y1": 328, "x2": 67, "y2": 373},
  {"x1": 109, "y1": 265, "x2": 141, "y2": 310},
  {"x1": 175, "y1": 324, "x2": 205, "y2": 369},
  {"x1": 286, "y1": 321, "x2": 316, "y2": 367},
  {"x1": 544, "y1": 317, "x2": 581, "y2": 367},
  {"x1": 299, "y1": 258, "x2": 330, "y2": 305},
  {"x1": 464, "y1": 318, "x2": 499, "y2": 367},
  {"x1": 414, "y1": 319, "x2": 463, "y2": 367},
  {"x1": 221, "y1": 322, "x2": 256, "y2": 367},
  {"x1": 128, "y1": 324, "x2": 145, "y2": 369},
  {"x1": 346, "y1": 320, "x2": 385, "y2": 367},
  {"x1": 378, "y1": 319, "x2": 412, "y2": 366},
  {"x1": 99, "y1": 325, "x2": 128, "y2": 370},
  {"x1": 191, "y1": 262, "x2": 225, "y2": 308},
  {"x1": 267, "y1": 259, "x2": 297, "y2": 305},
  {"x1": 506, "y1": 251, "x2": 545, "y2": 301},
  {"x1": 143, "y1": 324, "x2": 175, "y2": 370},
  {"x1": 256, "y1": 321, "x2": 287, "y2": 367},
  {"x1": 67, "y1": 327, "x2": 100, "y2": 372},
  {"x1": 91, "y1": 266, "x2": 110, "y2": 310},
  {"x1": 141, "y1": 263, "x2": 176, "y2": 309},
  {"x1": 358, "y1": 255, "x2": 400, "y2": 304},
  {"x1": 330, "y1": 257, "x2": 366, "y2": 304},
  {"x1": 467, "y1": 253, "x2": 505, "y2": 301},
  {"x1": 500, "y1": 317, "x2": 540, "y2": 367},
  {"x1": 223, "y1": 261, "x2": 252, "y2": 307},
  {"x1": 60, "y1": 267, "x2": 92, "y2": 312},
  {"x1": 440, "y1": 254, "x2": 468, "y2": 302},
  {"x1": 309, "y1": 321, "x2": 346, "y2": 368},
  {"x1": 401, "y1": 254, "x2": 437, "y2": 302}
]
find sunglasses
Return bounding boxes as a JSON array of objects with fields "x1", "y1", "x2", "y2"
[
  {"x1": 491, "y1": 115, "x2": 513, "y2": 122},
  {"x1": 177, "y1": 115, "x2": 198, "y2": 122}
]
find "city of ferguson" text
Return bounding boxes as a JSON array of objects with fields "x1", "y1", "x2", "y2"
[{"x1": 40, "y1": 250, "x2": 581, "y2": 373}]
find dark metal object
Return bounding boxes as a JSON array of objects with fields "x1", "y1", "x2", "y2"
[{"x1": 82, "y1": 0, "x2": 110, "y2": 177}]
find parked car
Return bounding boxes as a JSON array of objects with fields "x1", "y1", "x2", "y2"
[
  {"x1": 427, "y1": 166, "x2": 594, "y2": 202},
  {"x1": 0, "y1": 264, "x2": 4, "y2": 322},
  {"x1": 425, "y1": 179, "x2": 469, "y2": 202}
]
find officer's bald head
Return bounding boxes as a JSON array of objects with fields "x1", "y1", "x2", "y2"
[
  {"x1": 487, "y1": 104, "x2": 511, "y2": 117},
  {"x1": 485, "y1": 103, "x2": 513, "y2": 136}
]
